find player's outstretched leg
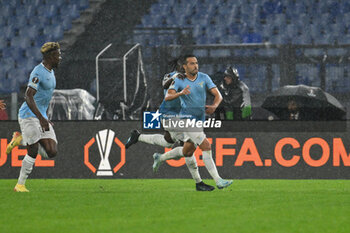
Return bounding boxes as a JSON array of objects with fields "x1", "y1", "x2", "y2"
[
  {"x1": 6, "y1": 131, "x2": 22, "y2": 154},
  {"x1": 126, "y1": 130, "x2": 174, "y2": 149},
  {"x1": 125, "y1": 130, "x2": 141, "y2": 149},
  {"x1": 131, "y1": 131, "x2": 174, "y2": 148}
]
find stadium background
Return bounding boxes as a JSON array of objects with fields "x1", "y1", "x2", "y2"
[
  {"x1": 0, "y1": 0, "x2": 350, "y2": 164},
  {"x1": 1, "y1": 0, "x2": 350, "y2": 120},
  {"x1": 1, "y1": 1, "x2": 350, "y2": 233},
  {"x1": 0, "y1": 0, "x2": 349, "y2": 178}
]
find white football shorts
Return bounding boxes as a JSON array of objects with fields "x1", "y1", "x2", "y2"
[
  {"x1": 19, "y1": 117, "x2": 57, "y2": 146},
  {"x1": 183, "y1": 130, "x2": 206, "y2": 146},
  {"x1": 163, "y1": 117, "x2": 206, "y2": 146},
  {"x1": 168, "y1": 130, "x2": 185, "y2": 143}
]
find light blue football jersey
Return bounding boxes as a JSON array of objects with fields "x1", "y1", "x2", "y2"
[
  {"x1": 18, "y1": 63, "x2": 56, "y2": 119},
  {"x1": 169, "y1": 72, "x2": 216, "y2": 121}
]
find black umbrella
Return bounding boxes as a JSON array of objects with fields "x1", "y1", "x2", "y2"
[{"x1": 261, "y1": 85, "x2": 346, "y2": 120}]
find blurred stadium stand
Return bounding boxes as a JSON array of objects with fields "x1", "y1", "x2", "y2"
[
  {"x1": 133, "y1": 0, "x2": 350, "y2": 46},
  {"x1": 2, "y1": 0, "x2": 350, "y2": 119},
  {"x1": 0, "y1": 0, "x2": 98, "y2": 94},
  {"x1": 126, "y1": 0, "x2": 350, "y2": 114}
]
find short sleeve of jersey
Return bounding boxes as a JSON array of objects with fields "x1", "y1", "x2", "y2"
[
  {"x1": 205, "y1": 74, "x2": 216, "y2": 90},
  {"x1": 28, "y1": 70, "x2": 41, "y2": 91},
  {"x1": 162, "y1": 71, "x2": 176, "y2": 87},
  {"x1": 168, "y1": 78, "x2": 181, "y2": 92}
]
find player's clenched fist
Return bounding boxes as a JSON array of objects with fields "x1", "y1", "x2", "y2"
[
  {"x1": 180, "y1": 85, "x2": 191, "y2": 95},
  {"x1": 205, "y1": 105, "x2": 217, "y2": 115}
]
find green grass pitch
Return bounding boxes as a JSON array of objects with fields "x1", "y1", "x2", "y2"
[{"x1": 1, "y1": 179, "x2": 350, "y2": 233}]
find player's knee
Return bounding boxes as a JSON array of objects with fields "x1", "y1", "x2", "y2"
[
  {"x1": 27, "y1": 144, "x2": 39, "y2": 158},
  {"x1": 183, "y1": 147, "x2": 195, "y2": 157},
  {"x1": 199, "y1": 139, "x2": 211, "y2": 151},
  {"x1": 204, "y1": 144, "x2": 211, "y2": 151},
  {"x1": 199, "y1": 144, "x2": 211, "y2": 151},
  {"x1": 47, "y1": 148, "x2": 58, "y2": 158}
]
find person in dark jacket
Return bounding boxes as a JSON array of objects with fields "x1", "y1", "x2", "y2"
[{"x1": 217, "y1": 66, "x2": 252, "y2": 120}]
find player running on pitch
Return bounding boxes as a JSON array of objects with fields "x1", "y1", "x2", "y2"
[
  {"x1": 6, "y1": 42, "x2": 61, "y2": 192},
  {"x1": 126, "y1": 57, "x2": 215, "y2": 191},
  {"x1": 164, "y1": 54, "x2": 233, "y2": 189}
]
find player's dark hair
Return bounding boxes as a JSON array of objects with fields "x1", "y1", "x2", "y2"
[
  {"x1": 168, "y1": 55, "x2": 186, "y2": 73},
  {"x1": 182, "y1": 54, "x2": 196, "y2": 65},
  {"x1": 168, "y1": 56, "x2": 181, "y2": 72}
]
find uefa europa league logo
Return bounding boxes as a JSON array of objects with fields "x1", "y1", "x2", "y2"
[
  {"x1": 84, "y1": 129, "x2": 125, "y2": 176},
  {"x1": 96, "y1": 129, "x2": 115, "y2": 176}
]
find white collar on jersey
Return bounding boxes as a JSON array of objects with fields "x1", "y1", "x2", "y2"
[{"x1": 41, "y1": 62, "x2": 52, "y2": 72}]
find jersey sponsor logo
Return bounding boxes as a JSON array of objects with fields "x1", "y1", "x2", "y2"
[
  {"x1": 84, "y1": 129, "x2": 125, "y2": 176},
  {"x1": 143, "y1": 110, "x2": 162, "y2": 129}
]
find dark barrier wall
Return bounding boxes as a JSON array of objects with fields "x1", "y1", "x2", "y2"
[{"x1": 0, "y1": 121, "x2": 350, "y2": 179}]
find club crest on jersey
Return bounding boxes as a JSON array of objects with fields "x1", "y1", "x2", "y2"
[
  {"x1": 32, "y1": 77, "x2": 39, "y2": 84},
  {"x1": 198, "y1": 81, "x2": 204, "y2": 88}
]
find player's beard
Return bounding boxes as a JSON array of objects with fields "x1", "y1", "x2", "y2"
[{"x1": 189, "y1": 68, "x2": 198, "y2": 76}]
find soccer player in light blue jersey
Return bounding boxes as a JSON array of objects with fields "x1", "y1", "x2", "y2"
[
  {"x1": 164, "y1": 54, "x2": 233, "y2": 189},
  {"x1": 7, "y1": 42, "x2": 61, "y2": 192},
  {"x1": 125, "y1": 57, "x2": 215, "y2": 191}
]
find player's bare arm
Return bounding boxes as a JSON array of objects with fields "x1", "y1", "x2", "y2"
[
  {"x1": 165, "y1": 85, "x2": 190, "y2": 101},
  {"x1": 205, "y1": 87, "x2": 223, "y2": 114},
  {"x1": 0, "y1": 99, "x2": 6, "y2": 110},
  {"x1": 25, "y1": 87, "x2": 51, "y2": 131}
]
